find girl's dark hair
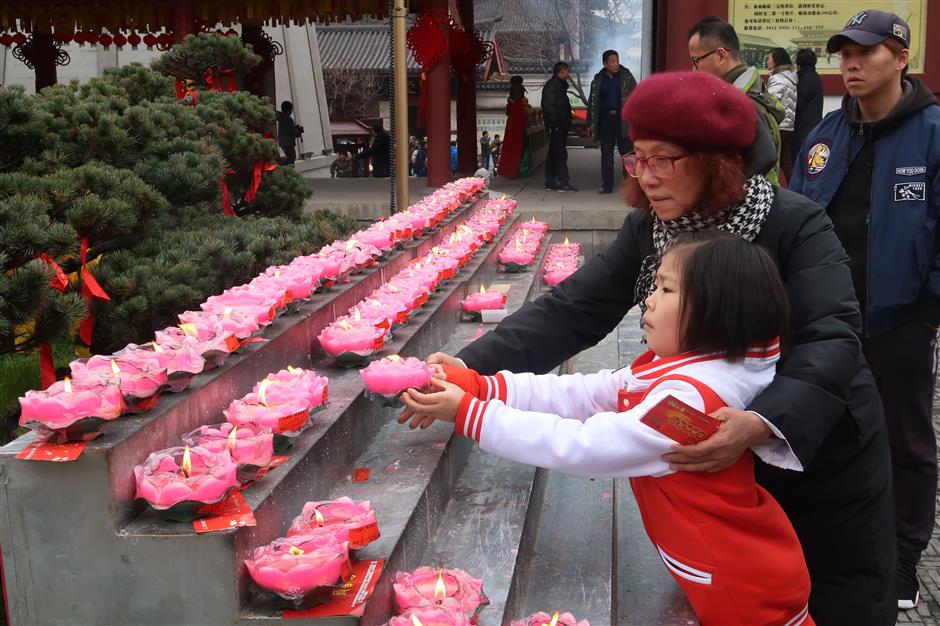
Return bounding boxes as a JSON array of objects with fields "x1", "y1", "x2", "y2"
[
  {"x1": 666, "y1": 230, "x2": 790, "y2": 362},
  {"x1": 769, "y1": 47, "x2": 791, "y2": 67}
]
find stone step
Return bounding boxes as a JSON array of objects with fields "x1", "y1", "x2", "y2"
[{"x1": 0, "y1": 193, "x2": 539, "y2": 626}]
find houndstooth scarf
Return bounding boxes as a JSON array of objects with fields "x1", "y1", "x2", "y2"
[{"x1": 634, "y1": 175, "x2": 775, "y2": 314}]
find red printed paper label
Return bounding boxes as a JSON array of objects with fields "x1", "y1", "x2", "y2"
[
  {"x1": 395, "y1": 310, "x2": 408, "y2": 325},
  {"x1": 373, "y1": 336, "x2": 384, "y2": 350},
  {"x1": 283, "y1": 559, "x2": 385, "y2": 619},
  {"x1": 255, "y1": 455, "x2": 290, "y2": 479},
  {"x1": 285, "y1": 291, "x2": 294, "y2": 304},
  {"x1": 346, "y1": 521, "x2": 380, "y2": 549},
  {"x1": 276, "y1": 410, "x2": 310, "y2": 434},
  {"x1": 352, "y1": 467, "x2": 370, "y2": 482},
  {"x1": 16, "y1": 440, "x2": 88, "y2": 462},
  {"x1": 194, "y1": 491, "x2": 257, "y2": 533},
  {"x1": 225, "y1": 335, "x2": 241, "y2": 352},
  {"x1": 639, "y1": 395, "x2": 721, "y2": 445}
]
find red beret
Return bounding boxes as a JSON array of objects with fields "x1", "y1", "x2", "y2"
[{"x1": 622, "y1": 71, "x2": 756, "y2": 151}]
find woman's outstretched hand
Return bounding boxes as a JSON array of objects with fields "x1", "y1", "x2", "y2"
[
  {"x1": 398, "y1": 378, "x2": 464, "y2": 429},
  {"x1": 661, "y1": 407, "x2": 773, "y2": 472}
]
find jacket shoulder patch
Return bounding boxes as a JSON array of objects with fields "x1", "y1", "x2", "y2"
[
  {"x1": 806, "y1": 142, "x2": 831, "y2": 177},
  {"x1": 896, "y1": 166, "x2": 927, "y2": 176},
  {"x1": 894, "y1": 182, "x2": 926, "y2": 201}
]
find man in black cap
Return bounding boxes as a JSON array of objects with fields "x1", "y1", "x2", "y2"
[{"x1": 791, "y1": 9, "x2": 940, "y2": 612}]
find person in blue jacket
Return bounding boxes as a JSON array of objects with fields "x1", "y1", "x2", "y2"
[{"x1": 790, "y1": 9, "x2": 940, "y2": 612}]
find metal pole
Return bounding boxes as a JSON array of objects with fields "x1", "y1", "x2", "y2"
[{"x1": 392, "y1": 0, "x2": 410, "y2": 212}]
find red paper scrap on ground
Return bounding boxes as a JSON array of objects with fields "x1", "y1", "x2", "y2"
[
  {"x1": 352, "y1": 467, "x2": 371, "y2": 482},
  {"x1": 283, "y1": 559, "x2": 385, "y2": 618},
  {"x1": 639, "y1": 394, "x2": 721, "y2": 445},
  {"x1": 193, "y1": 490, "x2": 257, "y2": 533},
  {"x1": 16, "y1": 440, "x2": 89, "y2": 462}
]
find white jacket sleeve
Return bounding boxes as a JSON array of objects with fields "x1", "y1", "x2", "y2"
[
  {"x1": 498, "y1": 369, "x2": 627, "y2": 421},
  {"x1": 454, "y1": 379, "x2": 706, "y2": 478}
]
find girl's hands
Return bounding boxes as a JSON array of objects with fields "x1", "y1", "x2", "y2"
[{"x1": 397, "y1": 378, "x2": 464, "y2": 429}]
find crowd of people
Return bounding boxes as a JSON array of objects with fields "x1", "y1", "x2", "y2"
[{"x1": 393, "y1": 9, "x2": 940, "y2": 626}]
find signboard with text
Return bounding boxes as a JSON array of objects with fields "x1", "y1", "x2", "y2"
[{"x1": 728, "y1": 1, "x2": 927, "y2": 74}]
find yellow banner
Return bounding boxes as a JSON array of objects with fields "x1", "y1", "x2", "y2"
[{"x1": 728, "y1": 1, "x2": 927, "y2": 74}]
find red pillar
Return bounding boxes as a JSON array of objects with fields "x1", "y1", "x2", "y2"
[
  {"x1": 32, "y1": 32, "x2": 58, "y2": 92},
  {"x1": 456, "y1": 0, "x2": 477, "y2": 175},
  {"x1": 173, "y1": 0, "x2": 195, "y2": 43},
  {"x1": 426, "y1": 0, "x2": 452, "y2": 187}
]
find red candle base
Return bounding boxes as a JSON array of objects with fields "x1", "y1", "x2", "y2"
[{"x1": 36, "y1": 417, "x2": 109, "y2": 444}]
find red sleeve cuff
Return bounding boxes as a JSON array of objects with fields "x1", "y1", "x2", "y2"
[
  {"x1": 480, "y1": 372, "x2": 507, "y2": 402},
  {"x1": 454, "y1": 393, "x2": 488, "y2": 443},
  {"x1": 443, "y1": 365, "x2": 484, "y2": 398}
]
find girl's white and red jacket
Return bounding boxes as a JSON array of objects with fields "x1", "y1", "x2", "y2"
[{"x1": 446, "y1": 344, "x2": 814, "y2": 626}]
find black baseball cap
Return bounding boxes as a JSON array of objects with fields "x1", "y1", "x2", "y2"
[{"x1": 826, "y1": 9, "x2": 911, "y2": 53}]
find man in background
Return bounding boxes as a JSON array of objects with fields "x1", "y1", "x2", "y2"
[{"x1": 587, "y1": 50, "x2": 637, "y2": 194}]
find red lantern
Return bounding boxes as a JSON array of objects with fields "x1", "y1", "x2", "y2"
[
  {"x1": 128, "y1": 33, "x2": 141, "y2": 49},
  {"x1": 113, "y1": 33, "x2": 127, "y2": 47},
  {"x1": 157, "y1": 33, "x2": 172, "y2": 50},
  {"x1": 99, "y1": 34, "x2": 113, "y2": 48},
  {"x1": 74, "y1": 32, "x2": 86, "y2": 46},
  {"x1": 86, "y1": 33, "x2": 99, "y2": 45},
  {"x1": 52, "y1": 32, "x2": 69, "y2": 44},
  {"x1": 143, "y1": 33, "x2": 157, "y2": 49},
  {"x1": 12, "y1": 32, "x2": 27, "y2": 44},
  {"x1": 0, "y1": 34, "x2": 13, "y2": 47}
]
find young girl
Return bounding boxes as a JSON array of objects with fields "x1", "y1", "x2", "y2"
[{"x1": 400, "y1": 232, "x2": 813, "y2": 626}]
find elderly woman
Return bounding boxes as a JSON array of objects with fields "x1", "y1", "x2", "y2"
[{"x1": 425, "y1": 72, "x2": 896, "y2": 625}]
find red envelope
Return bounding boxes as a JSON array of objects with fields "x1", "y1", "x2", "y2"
[{"x1": 639, "y1": 394, "x2": 721, "y2": 445}]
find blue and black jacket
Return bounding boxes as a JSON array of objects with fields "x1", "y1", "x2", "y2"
[{"x1": 790, "y1": 76, "x2": 940, "y2": 336}]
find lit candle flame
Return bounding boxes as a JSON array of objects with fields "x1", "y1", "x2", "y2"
[
  {"x1": 354, "y1": 309, "x2": 362, "y2": 321},
  {"x1": 223, "y1": 306, "x2": 232, "y2": 317},
  {"x1": 530, "y1": 216, "x2": 536, "y2": 223},
  {"x1": 179, "y1": 323, "x2": 199, "y2": 337},
  {"x1": 274, "y1": 269, "x2": 281, "y2": 278},
  {"x1": 338, "y1": 320, "x2": 353, "y2": 331},
  {"x1": 563, "y1": 237, "x2": 570, "y2": 245},
  {"x1": 411, "y1": 615, "x2": 424, "y2": 626},
  {"x1": 515, "y1": 241, "x2": 522, "y2": 252},
  {"x1": 548, "y1": 611, "x2": 560, "y2": 626},
  {"x1": 258, "y1": 380, "x2": 272, "y2": 406},
  {"x1": 346, "y1": 239, "x2": 358, "y2": 250},
  {"x1": 314, "y1": 508, "x2": 325, "y2": 526},
  {"x1": 479, "y1": 285, "x2": 486, "y2": 295},
  {"x1": 288, "y1": 546, "x2": 304, "y2": 556},
  {"x1": 152, "y1": 342, "x2": 163, "y2": 353},
  {"x1": 434, "y1": 570, "x2": 447, "y2": 599},
  {"x1": 181, "y1": 446, "x2": 192, "y2": 478},
  {"x1": 63, "y1": 377, "x2": 72, "y2": 393},
  {"x1": 501, "y1": 193, "x2": 507, "y2": 200},
  {"x1": 287, "y1": 365, "x2": 300, "y2": 375},
  {"x1": 110, "y1": 359, "x2": 121, "y2": 376},
  {"x1": 227, "y1": 425, "x2": 238, "y2": 452},
  {"x1": 388, "y1": 354, "x2": 401, "y2": 362}
]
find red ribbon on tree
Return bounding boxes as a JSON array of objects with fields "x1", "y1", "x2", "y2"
[
  {"x1": 244, "y1": 161, "x2": 279, "y2": 203},
  {"x1": 35, "y1": 252, "x2": 69, "y2": 388},
  {"x1": 222, "y1": 68, "x2": 236, "y2": 92},
  {"x1": 220, "y1": 168, "x2": 237, "y2": 217},
  {"x1": 204, "y1": 68, "x2": 216, "y2": 92},
  {"x1": 78, "y1": 236, "x2": 110, "y2": 346}
]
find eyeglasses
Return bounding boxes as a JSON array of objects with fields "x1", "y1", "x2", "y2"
[
  {"x1": 622, "y1": 152, "x2": 688, "y2": 178},
  {"x1": 691, "y1": 48, "x2": 720, "y2": 69}
]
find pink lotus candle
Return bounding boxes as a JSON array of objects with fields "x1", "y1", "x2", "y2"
[
  {"x1": 287, "y1": 497, "x2": 380, "y2": 550},
  {"x1": 202, "y1": 286, "x2": 279, "y2": 325},
  {"x1": 254, "y1": 265, "x2": 318, "y2": 301},
  {"x1": 461, "y1": 286, "x2": 506, "y2": 320},
  {"x1": 134, "y1": 446, "x2": 238, "y2": 522},
  {"x1": 511, "y1": 612, "x2": 590, "y2": 626},
  {"x1": 70, "y1": 355, "x2": 167, "y2": 401},
  {"x1": 179, "y1": 308, "x2": 259, "y2": 340},
  {"x1": 224, "y1": 392, "x2": 311, "y2": 437},
  {"x1": 18, "y1": 377, "x2": 124, "y2": 443},
  {"x1": 317, "y1": 318, "x2": 386, "y2": 368},
  {"x1": 182, "y1": 422, "x2": 274, "y2": 483},
  {"x1": 115, "y1": 340, "x2": 204, "y2": 392},
  {"x1": 354, "y1": 221, "x2": 397, "y2": 251},
  {"x1": 252, "y1": 367, "x2": 329, "y2": 408},
  {"x1": 389, "y1": 607, "x2": 472, "y2": 626},
  {"x1": 361, "y1": 355, "x2": 433, "y2": 406},
  {"x1": 155, "y1": 323, "x2": 240, "y2": 367},
  {"x1": 245, "y1": 534, "x2": 351, "y2": 610},
  {"x1": 521, "y1": 216, "x2": 550, "y2": 234},
  {"x1": 394, "y1": 567, "x2": 489, "y2": 622}
]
